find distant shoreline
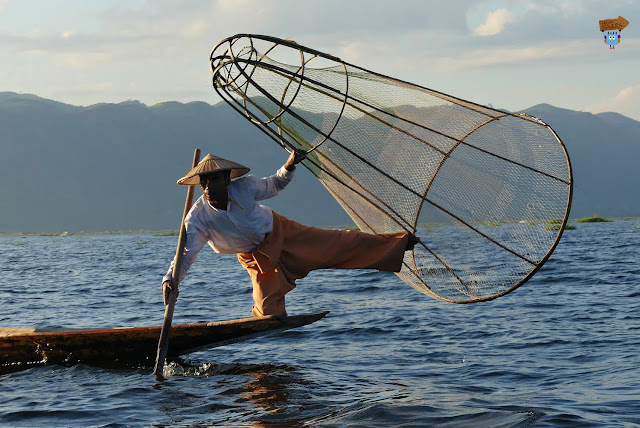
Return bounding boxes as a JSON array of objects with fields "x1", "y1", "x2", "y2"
[
  {"x1": 2, "y1": 216, "x2": 638, "y2": 237},
  {"x1": 0, "y1": 230, "x2": 179, "y2": 237}
]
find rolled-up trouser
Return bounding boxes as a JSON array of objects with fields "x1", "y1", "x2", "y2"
[{"x1": 237, "y1": 212, "x2": 409, "y2": 317}]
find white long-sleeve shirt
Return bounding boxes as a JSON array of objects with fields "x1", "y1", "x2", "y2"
[{"x1": 163, "y1": 165, "x2": 295, "y2": 285}]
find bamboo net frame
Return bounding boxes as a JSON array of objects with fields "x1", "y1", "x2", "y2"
[{"x1": 209, "y1": 34, "x2": 573, "y2": 303}]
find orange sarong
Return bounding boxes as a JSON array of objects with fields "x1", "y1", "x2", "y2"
[{"x1": 237, "y1": 212, "x2": 409, "y2": 317}]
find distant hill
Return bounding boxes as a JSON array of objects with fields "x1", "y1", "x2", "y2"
[
  {"x1": 0, "y1": 93, "x2": 638, "y2": 233},
  {"x1": 0, "y1": 92, "x2": 351, "y2": 233},
  {"x1": 520, "y1": 104, "x2": 640, "y2": 219}
]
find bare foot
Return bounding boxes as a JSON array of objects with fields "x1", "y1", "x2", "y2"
[{"x1": 406, "y1": 233, "x2": 421, "y2": 251}]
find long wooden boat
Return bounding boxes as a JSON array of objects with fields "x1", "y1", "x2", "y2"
[{"x1": 0, "y1": 311, "x2": 329, "y2": 371}]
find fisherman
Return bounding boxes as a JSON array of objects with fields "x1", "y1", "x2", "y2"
[{"x1": 162, "y1": 150, "x2": 420, "y2": 317}]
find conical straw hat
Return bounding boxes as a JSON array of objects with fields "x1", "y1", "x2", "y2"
[{"x1": 177, "y1": 153, "x2": 250, "y2": 185}]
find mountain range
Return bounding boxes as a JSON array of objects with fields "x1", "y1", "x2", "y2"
[{"x1": 1, "y1": 92, "x2": 638, "y2": 233}]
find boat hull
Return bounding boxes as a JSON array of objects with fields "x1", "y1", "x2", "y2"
[{"x1": 0, "y1": 311, "x2": 329, "y2": 370}]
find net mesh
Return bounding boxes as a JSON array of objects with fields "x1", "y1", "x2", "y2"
[{"x1": 209, "y1": 34, "x2": 573, "y2": 303}]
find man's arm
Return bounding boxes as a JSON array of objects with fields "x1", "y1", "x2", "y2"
[
  {"x1": 253, "y1": 149, "x2": 308, "y2": 201},
  {"x1": 162, "y1": 224, "x2": 207, "y2": 305}
]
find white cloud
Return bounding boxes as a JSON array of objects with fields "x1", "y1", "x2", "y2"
[
  {"x1": 61, "y1": 52, "x2": 111, "y2": 67},
  {"x1": 182, "y1": 19, "x2": 207, "y2": 38},
  {"x1": 585, "y1": 84, "x2": 640, "y2": 121},
  {"x1": 474, "y1": 8, "x2": 515, "y2": 36},
  {"x1": 1, "y1": 0, "x2": 638, "y2": 118},
  {"x1": 525, "y1": 1, "x2": 581, "y2": 16},
  {"x1": 437, "y1": 39, "x2": 593, "y2": 71},
  {"x1": 338, "y1": 40, "x2": 363, "y2": 64}
]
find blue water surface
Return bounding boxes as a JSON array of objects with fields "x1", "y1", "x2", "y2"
[{"x1": 0, "y1": 219, "x2": 638, "y2": 427}]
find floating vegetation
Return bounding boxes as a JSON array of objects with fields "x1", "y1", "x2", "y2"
[
  {"x1": 545, "y1": 224, "x2": 576, "y2": 231},
  {"x1": 135, "y1": 241, "x2": 149, "y2": 245},
  {"x1": 577, "y1": 216, "x2": 612, "y2": 223},
  {"x1": 416, "y1": 222, "x2": 446, "y2": 229},
  {"x1": 527, "y1": 218, "x2": 562, "y2": 226},
  {"x1": 153, "y1": 231, "x2": 179, "y2": 237},
  {"x1": 467, "y1": 221, "x2": 503, "y2": 227},
  {"x1": 14, "y1": 241, "x2": 24, "y2": 246}
]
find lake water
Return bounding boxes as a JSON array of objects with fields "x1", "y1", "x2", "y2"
[{"x1": 0, "y1": 219, "x2": 638, "y2": 427}]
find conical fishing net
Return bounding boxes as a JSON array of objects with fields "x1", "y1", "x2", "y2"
[{"x1": 209, "y1": 34, "x2": 573, "y2": 303}]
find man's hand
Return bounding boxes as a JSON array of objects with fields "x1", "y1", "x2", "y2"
[
  {"x1": 284, "y1": 149, "x2": 308, "y2": 171},
  {"x1": 162, "y1": 280, "x2": 179, "y2": 306}
]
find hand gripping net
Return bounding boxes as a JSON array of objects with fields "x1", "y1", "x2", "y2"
[{"x1": 209, "y1": 34, "x2": 573, "y2": 303}]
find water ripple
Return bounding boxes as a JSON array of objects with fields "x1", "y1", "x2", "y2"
[{"x1": 0, "y1": 220, "x2": 639, "y2": 426}]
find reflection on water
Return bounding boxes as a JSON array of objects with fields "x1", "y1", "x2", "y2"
[
  {"x1": 154, "y1": 361, "x2": 309, "y2": 426},
  {"x1": 242, "y1": 369, "x2": 292, "y2": 414}
]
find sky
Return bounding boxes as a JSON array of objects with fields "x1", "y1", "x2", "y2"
[{"x1": 1, "y1": 0, "x2": 639, "y2": 120}]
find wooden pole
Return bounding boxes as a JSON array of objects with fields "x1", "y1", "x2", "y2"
[{"x1": 153, "y1": 148, "x2": 201, "y2": 379}]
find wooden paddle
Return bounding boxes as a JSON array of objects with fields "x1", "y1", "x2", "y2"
[{"x1": 153, "y1": 148, "x2": 201, "y2": 379}]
